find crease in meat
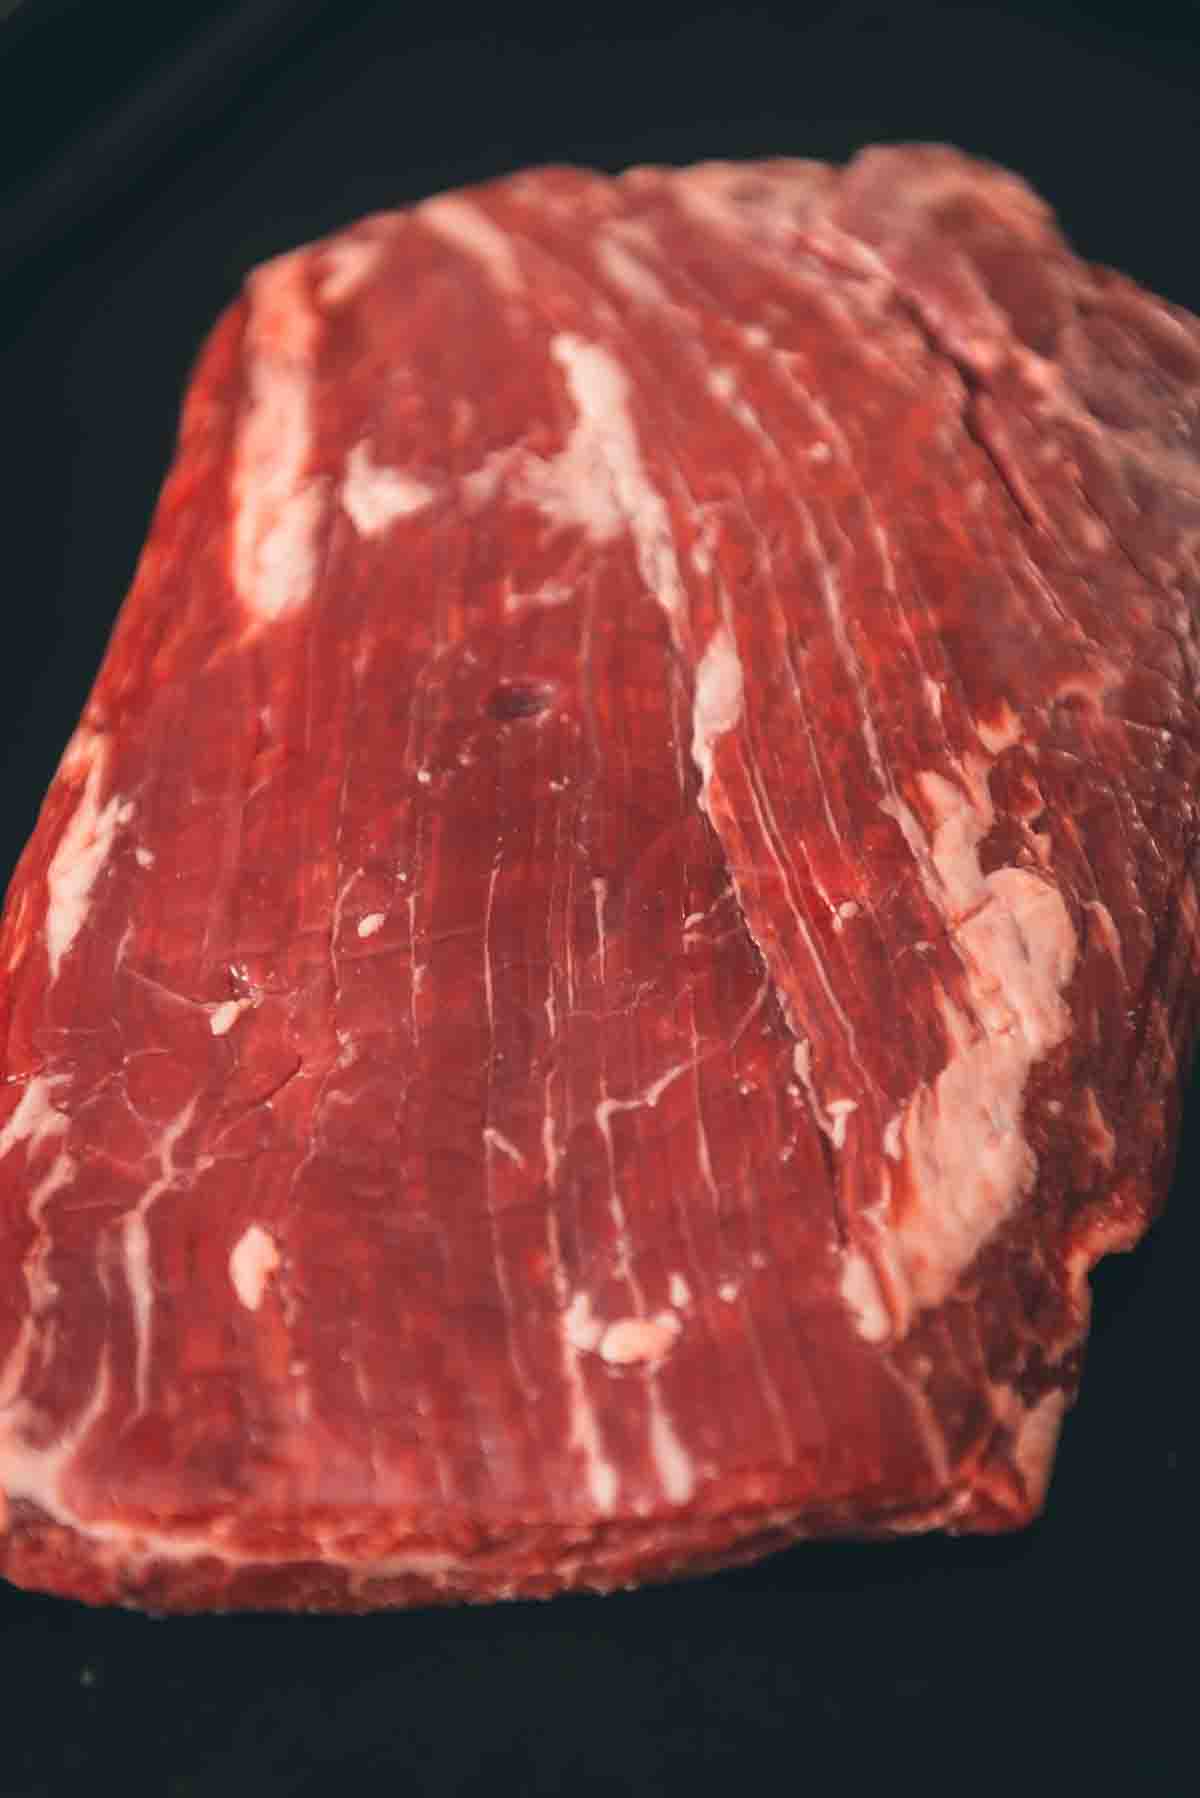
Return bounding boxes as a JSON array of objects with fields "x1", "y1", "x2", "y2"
[
  {"x1": 632, "y1": 193, "x2": 1091, "y2": 1350},
  {"x1": 612, "y1": 195, "x2": 1087, "y2": 1347}
]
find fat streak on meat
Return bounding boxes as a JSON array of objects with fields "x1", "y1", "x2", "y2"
[{"x1": 1, "y1": 145, "x2": 1198, "y2": 1611}]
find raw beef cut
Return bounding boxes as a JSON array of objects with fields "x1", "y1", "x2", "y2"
[{"x1": 2, "y1": 145, "x2": 1198, "y2": 1611}]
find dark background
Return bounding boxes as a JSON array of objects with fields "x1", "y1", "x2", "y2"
[{"x1": 0, "y1": 2, "x2": 1193, "y2": 1791}]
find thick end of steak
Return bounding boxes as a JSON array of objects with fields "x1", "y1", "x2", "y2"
[{"x1": 2, "y1": 145, "x2": 1198, "y2": 1611}]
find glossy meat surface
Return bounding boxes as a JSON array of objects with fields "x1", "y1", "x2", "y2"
[{"x1": 2, "y1": 145, "x2": 1198, "y2": 1609}]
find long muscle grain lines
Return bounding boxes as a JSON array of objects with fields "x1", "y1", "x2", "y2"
[{"x1": 2, "y1": 147, "x2": 1196, "y2": 1610}]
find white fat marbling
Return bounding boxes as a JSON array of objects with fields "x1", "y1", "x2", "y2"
[
  {"x1": 594, "y1": 1059, "x2": 693, "y2": 1148},
  {"x1": 564, "y1": 1291, "x2": 604, "y2": 1354},
  {"x1": 229, "y1": 1224, "x2": 281, "y2": 1312},
  {"x1": 690, "y1": 510, "x2": 723, "y2": 578},
  {"x1": 849, "y1": 759, "x2": 1078, "y2": 1338},
  {"x1": 790, "y1": 1039, "x2": 858, "y2": 1153},
  {"x1": 690, "y1": 625, "x2": 744, "y2": 812},
  {"x1": 838, "y1": 1247, "x2": 891, "y2": 1344},
  {"x1": 594, "y1": 230, "x2": 671, "y2": 308},
  {"x1": 209, "y1": 998, "x2": 252, "y2": 1037},
  {"x1": 825, "y1": 1098, "x2": 858, "y2": 1148},
  {"x1": 460, "y1": 447, "x2": 517, "y2": 509},
  {"x1": 45, "y1": 738, "x2": 128, "y2": 982},
  {"x1": 0, "y1": 1074, "x2": 69, "y2": 1162},
  {"x1": 231, "y1": 252, "x2": 325, "y2": 624},
  {"x1": 318, "y1": 237, "x2": 384, "y2": 307},
  {"x1": 592, "y1": 876, "x2": 609, "y2": 982},
  {"x1": 599, "y1": 1313, "x2": 681, "y2": 1366},
  {"x1": 420, "y1": 195, "x2": 523, "y2": 294},
  {"x1": 541, "y1": 1109, "x2": 562, "y2": 1188},
  {"x1": 482, "y1": 1126, "x2": 526, "y2": 1168},
  {"x1": 122, "y1": 1099, "x2": 198, "y2": 1412},
  {"x1": 647, "y1": 1391, "x2": 696, "y2": 1505},
  {"x1": 0, "y1": 1078, "x2": 73, "y2": 1409},
  {"x1": 551, "y1": 1253, "x2": 618, "y2": 1515},
  {"x1": 503, "y1": 578, "x2": 572, "y2": 613},
  {"x1": 341, "y1": 441, "x2": 434, "y2": 537},
  {"x1": 0, "y1": 1149, "x2": 76, "y2": 1411},
  {"x1": 0, "y1": 1348, "x2": 114, "y2": 1547},
  {"x1": 518, "y1": 334, "x2": 687, "y2": 631},
  {"x1": 357, "y1": 911, "x2": 385, "y2": 939}
]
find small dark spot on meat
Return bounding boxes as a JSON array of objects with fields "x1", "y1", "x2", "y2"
[
  {"x1": 487, "y1": 679, "x2": 558, "y2": 721},
  {"x1": 729, "y1": 178, "x2": 774, "y2": 208}
]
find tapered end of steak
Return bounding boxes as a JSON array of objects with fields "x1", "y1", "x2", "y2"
[{"x1": 2, "y1": 144, "x2": 1198, "y2": 1611}]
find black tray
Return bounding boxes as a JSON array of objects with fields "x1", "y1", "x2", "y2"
[{"x1": 1, "y1": 4, "x2": 1192, "y2": 1791}]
